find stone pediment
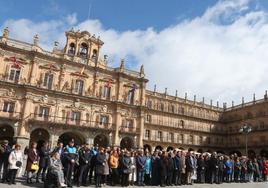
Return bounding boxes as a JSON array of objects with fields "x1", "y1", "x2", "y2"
[{"x1": 39, "y1": 63, "x2": 60, "y2": 71}]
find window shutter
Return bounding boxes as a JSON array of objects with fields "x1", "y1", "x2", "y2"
[
  {"x1": 39, "y1": 72, "x2": 44, "y2": 86},
  {"x1": 4, "y1": 64, "x2": 11, "y2": 80},
  {"x1": 71, "y1": 79, "x2": 75, "y2": 93},
  {"x1": 34, "y1": 106, "x2": 39, "y2": 118},
  {"x1": 99, "y1": 86, "x2": 103, "y2": 98}
]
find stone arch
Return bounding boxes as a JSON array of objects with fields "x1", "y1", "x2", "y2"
[
  {"x1": 167, "y1": 146, "x2": 174, "y2": 152},
  {"x1": 248, "y1": 150, "x2": 256, "y2": 158},
  {"x1": 229, "y1": 150, "x2": 242, "y2": 157},
  {"x1": 188, "y1": 148, "x2": 194, "y2": 152},
  {"x1": 155, "y1": 145, "x2": 163, "y2": 151},
  {"x1": 58, "y1": 131, "x2": 85, "y2": 146},
  {"x1": 178, "y1": 147, "x2": 185, "y2": 150},
  {"x1": 260, "y1": 149, "x2": 268, "y2": 158},
  {"x1": 143, "y1": 144, "x2": 152, "y2": 152},
  {"x1": 216, "y1": 150, "x2": 225, "y2": 155},
  {"x1": 0, "y1": 124, "x2": 15, "y2": 145},
  {"x1": 94, "y1": 134, "x2": 109, "y2": 148},
  {"x1": 120, "y1": 137, "x2": 133, "y2": 151},
  {"x1": 30, "y1": 128, "x2": 50, "y2": 150}
]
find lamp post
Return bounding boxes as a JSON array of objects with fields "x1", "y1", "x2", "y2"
[{"x1": 239, "y1": 123, "x2": 252, "y2": 156}]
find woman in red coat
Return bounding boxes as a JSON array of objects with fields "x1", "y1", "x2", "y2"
[
  {"x1": 263, "y1": 157, "x2": 268, "y2": 181},
  {"x1": 26, "y1": 142, "x2": 39, "y2": 184}
]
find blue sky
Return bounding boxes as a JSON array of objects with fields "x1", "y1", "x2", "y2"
[
  {"x1": 2, "y1": 0, "x2": 268, "y2": 106},
  {"x1": 0, "y1": 0, "x2": 220, "y2": 31}
]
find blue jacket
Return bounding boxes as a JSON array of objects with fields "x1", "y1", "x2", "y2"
[{"x1": 145, "y1": 157, "x2": 151, "y2": 174}]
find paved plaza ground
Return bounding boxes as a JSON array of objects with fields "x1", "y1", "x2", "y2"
[{"x1": 0, "y1": 180, "x2": 267, "y2": 188}]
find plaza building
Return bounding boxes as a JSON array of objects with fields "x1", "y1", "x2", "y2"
[{"x1": 0, "y1": 27, "x2": 267, "y2": 157}]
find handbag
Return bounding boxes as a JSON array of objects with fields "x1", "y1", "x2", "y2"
[
  {"x1": 14, "y1": 151, "x2": 22, "y2": 167},
  {"x1": 31, "y1": 162, "x2": 39, "y2": 171},
  {"x1": 15, "y1": 161, "x2": 22, "y2": 167}
]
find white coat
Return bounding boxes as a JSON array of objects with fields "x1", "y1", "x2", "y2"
[{"x1": 8, "y1": 150, "x2": 23, "y2": 170}]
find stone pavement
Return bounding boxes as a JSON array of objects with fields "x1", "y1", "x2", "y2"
[{"x1": 0, "y1": 180, "x2": 267, "y2": 188}]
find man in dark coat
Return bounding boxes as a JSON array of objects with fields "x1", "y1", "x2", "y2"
[
  {"x1": 197, "y1": 155, "x2": 206, "y2": 183},
  {"x1": 209, "y1": 152, "x2": 219, "y2": 184},
  {"x1": 0, "y1": 140, "x2": 12, "y2": 183},
  {"x1": 151, "y1": 151, "x2": 161, "y2": 186},
  {"x1": 95, "y1": 147, "x2": 106, "y2": 188},
  {"x1": 173, "y1": 150, "x2": 181, "y2": 185},
  {"x1": 36, "y1": 142, "x2": 50, "y2": 182},
  {"x1": 77, "y1": 143, "x2": 92, "y2": 186},
  {"x1": 166, "y1": 152, "x2": 174, "y2": 186}
]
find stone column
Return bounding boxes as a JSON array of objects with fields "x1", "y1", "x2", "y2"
[
  {"x1": 16, "y1": 97, "x2": 32, "y2": 148},
  {"x1": 29, "y1": 58, "x2": 38, "y2": 84},
  {"x1": 113, "y1": 109, "x2": 121, "y2": 146},
  {"x1": 138, "y1": 110, "x2": 145, "y2": 148}
]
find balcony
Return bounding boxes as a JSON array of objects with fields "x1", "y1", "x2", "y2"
[
  {"x1": 119, "y1": 126, "x2": 139, "y2": 134},
  {"x1": 0, "y1": 110, "x2": 21, "y2": 120},
  {"x1": 28, "y1": 113, "x2": 115, "y2": 131}
]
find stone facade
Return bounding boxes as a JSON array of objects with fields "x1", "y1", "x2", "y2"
[{"x1": 0, "y1": 28, "x2": 267, "y2": 157}]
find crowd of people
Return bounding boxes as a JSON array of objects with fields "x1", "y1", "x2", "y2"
[{"x1": 0, "y1": 139, "x2": 268, "y2": 188}]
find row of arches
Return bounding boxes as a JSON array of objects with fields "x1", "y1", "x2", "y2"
[{"x1": 0, "y1": 125, "x2": 134, "y2": 150}]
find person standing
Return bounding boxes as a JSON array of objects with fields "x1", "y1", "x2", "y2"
[
  {"x1": 197, "y1": 155, "x2": 206, "y2": 183},
  {"x1": 144, "y1": 152, "x2": 151, "y2": 185},
  {"x1": 185, "y1": 152, "x2": 194, "y2": 185},
  {"x1": 172, "y1": 150, "x2": 180, "y2": 185},
  {"x1": 180, "y1": 151, "x2": 186, "y2": 185},
  {"x1": 77, "y1": 143, "x2": 92, "y2": 186},
  {"x1": 225, "y1": 156, "x2": 233, "y2": 183},
  {"x1": 121, "y1": 151, "x2": 131, "y2": 187},
  {"x1": 64, "y1": 140, "x2": 78, "y2": 188},
  {"x1": 166, "y1": 152, "x2": 174, "y2": 186},
  {"x1": 8, "y1": 144, "x2": 23, "y2": 185},
  {"x1": 209, "y1": 152, "x2": 219, "y2": 184},
  {"x1": 0, "y1": 140, "x2": 12, "y2": 183},
  {"x1": 26, "y1": 142, "x2": 39, "y2": 184},
  {"x1": 159, "y1": 151, "x2": 168, "y2": 187},
  {"x1": 129, "y1": 151, "x2": 137, "y2": 186},
  {"x1": 95, "y1": 147, "x2": 106, "y2": 188},
  {"x1": 136, "y1": 150, "x2": 146, "y2": 186},
  {"x1": 151, "y1": 151, "x2": 160, "y2": 186},
  {"x1": 36, "y1": 142, "x2": 50, "y2": 182},
  {"x1": 263, "y1": 157, "x2": 268, "y2": 181},
  {"x1": 109, "y1": 150, "x2": 119, "y2": 186},
  {"x1": 49, "y1": 152, "x2": 67, "y2": 187}
]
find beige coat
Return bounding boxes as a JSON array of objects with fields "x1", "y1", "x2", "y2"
[{"x1": 9, "y1": 150, "x2": 23, "y2": 170}]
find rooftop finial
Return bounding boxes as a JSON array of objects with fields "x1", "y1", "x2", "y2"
[
  {"x1": 2, "y1": 27, "x2": 9, "y2": 38},
  {"x1": 210, "y1": 99, "x2": 213, "y2": 107},
  {"x1": 232, "y1": 101, "x2": 234, "y2": 108},
  {"x1": 175, "y1": 90, "x2": 178, "y2": 98},
  {"x1": 217, "y1": 101, "x2": 219, "y2": 108},
  {"x1": 253, "y1": 93, "x2": 256, "y2": 102},
  {"x1": 140, "y1": 64, "x2": 145, "y2": 77},
  {"x1": 165, "y1": 88, "x2": 167, "y2": 96},
  {"x1": 119, "y1": 59, "x2": 125, "y2": 72},
  {"x1": 202, "y1": 97, "x2": 205, "y2": 104},
  {"x1": 242, "y1": 97, "x2": 244, "y2": 106},
  {"x1": 194, "y1": 95, "x2": 196, "y2": 103},
  {"x1": 185, "y1": 92, "x2": 187, "y2": 101},
  {"x1": 33, "y1": 34, "x2": 39, "y2": 46},
  {"x1": 265, "y1": 90, "x2": 267, "y2": 100},
  {"x1": 153, "y1": 84, "x2": 157, "y2": 93}
]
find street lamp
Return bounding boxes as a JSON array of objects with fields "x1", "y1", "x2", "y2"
[{"x1": 239, "y1": 123, "x2": 252, "y2": 156}]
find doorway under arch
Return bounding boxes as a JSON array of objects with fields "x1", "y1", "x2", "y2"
[
  {"x1": 260, "y1": 149, "x2": 268, "y2": 158},
  {"x1": 155, "y1": 145, "x2": 163, "y2": 151},
  {"x1": 59, "y1": 132, "x2": 85, "y2": 146},
  {"x1": 94, "y1": 134, "x2": 109, "y2": 148},
  {"x1": 167, "y1": 146, "x2": 174, "y2": 152},
  {"x1": 120, "y1": 137, "x2": 133, "y2": 151},
  {"x1": 30, "y1": 128, "x2": 50, "y2": 150},
  {"x1": 248, "y1": 150, "x2": 256, "y2": 158},
  {"x1": 0, "y1": 124, "x2": 14, "y2": 145},
  {"x1": 229, "y1": 150, "x2": 242, "y2": 157},
  {"x1": 143, "y1": 144, "x2": 152, "y2": 152}
]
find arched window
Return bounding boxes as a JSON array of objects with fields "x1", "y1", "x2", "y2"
[
  {"x1": 79, "y1": 43, "x2": 88, "y2": 58},
  {"x1": 68, "y1": 43, "x2": 76, "y2": 56},
  {"x1": 180, "y1": 120, "x2": 185, "y2": 128},
  {"x1": 92, "y1": 49, "x2": 97, "y2": 60}
]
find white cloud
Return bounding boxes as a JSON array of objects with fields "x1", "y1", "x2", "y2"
[{"x1": 2, "y1": 0, "x2": 268, "y2": 106}]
